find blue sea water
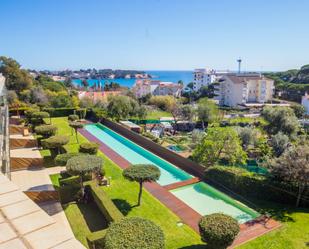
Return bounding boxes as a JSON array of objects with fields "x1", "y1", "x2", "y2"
[{"x1": 72, "y1": 70, "x2": 193, "y2": 88}]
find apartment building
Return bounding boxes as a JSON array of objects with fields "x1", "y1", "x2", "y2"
[
  {"x1": 215, "y1": 74, "x2": 274, "y2": 107},
  {"x1": 132, "y1": 79, "x2": 182, "y2": 98},
  {"x1": 193, "y1": 68, "x2": 229, "y2": 91}
]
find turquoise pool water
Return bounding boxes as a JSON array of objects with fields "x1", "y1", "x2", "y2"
[
  {"x1": 171, "y1": 182, "x2": 260, "y2": 223},
  {"x1": 84, "y1": 124, "x2": 192, "y2": 185}
]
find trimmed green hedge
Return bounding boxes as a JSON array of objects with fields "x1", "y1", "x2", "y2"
[
  {"x1": 88, "y1": 182, "x2": 123, "y2": 223},
  {"x1": 205, "y1": 166, "x2": 309, "y2": 207},
  {"x1": 55, "y1": 152, "x2": 82, "y2": 166},
  {"x1": 42, "y1": 108, "x2": 77, "y2": 117},
  {"x1": 79, "y1": 142, "x2": 99, "y2": 155},
  {"x1": 86, "y1": 229, "x2": 107, "y2": 249}
]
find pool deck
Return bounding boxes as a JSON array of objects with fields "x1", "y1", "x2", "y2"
[{"x1": 79, "y1": 126, "x2": 281, "y2": 248}]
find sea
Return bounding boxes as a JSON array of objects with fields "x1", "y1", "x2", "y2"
[{"x1": 72, "y1": 70, "x2": 193, "y2": 89}]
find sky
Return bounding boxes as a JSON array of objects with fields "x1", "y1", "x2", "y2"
[{"x1": 0, "y1": 0, "x2": 309, "y2": 71}]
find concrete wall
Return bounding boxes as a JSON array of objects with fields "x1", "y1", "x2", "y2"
[{"x1": 101, "y1": 119, "x2": 205, "y2": 177}]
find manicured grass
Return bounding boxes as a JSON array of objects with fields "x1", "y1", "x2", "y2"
[
  {"x1": 239, "y1": 202, "x2": 309, "y2": 249},
  {"x1": 145, "y1": 109, "x2": 172, "y2": 119},
  {"x1": 62, "y1": 202, "x2": 108, "y2": 247},
  {"x1": 49, "y1": 173, "x2": 60, "y2": 188},
  {"x1": 44, "y1": 117, "x2": 309, "y2": 249},
  {"x1": 44, "y1": 117, "x2": 202, "y2": 249}
]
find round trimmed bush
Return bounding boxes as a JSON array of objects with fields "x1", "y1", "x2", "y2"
[
  {"x1": 79, "y1": 142, "x2": 99, "y2": 155},
  {"x1": 43, "y1": 135, "x2": 70, "y2": 157},
  {"x1": 198, "y1": 213, "x2": 240, "y2": 249},
  {"x1": 68, "y1": 114, "x2": 79, "y2": 121},
  {"x1": 55, "y1": 152, "x2": 82, "y2": 166},
  {"x1": 35, "y1": 125, "x2": 57, "y2": 138},
  {"x1": 104, "y1": 217, "x2": 165, "y2": 249}
]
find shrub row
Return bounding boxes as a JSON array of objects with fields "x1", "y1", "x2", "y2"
[
  {"x1": 86, "y1": 229, "x2": 107, "y2": 249},
  {"x1": 205, "y1": 166, "x2": 309, "y2": 207},
  {"x1": 42, "y1": 108, "x2": 77, "y2": 117},
  {"x1": 88, "y1": 182, "x2": 123, "y2": 223}
]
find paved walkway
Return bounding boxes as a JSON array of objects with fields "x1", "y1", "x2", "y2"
[
  {"x1": 79, "y1": 126, "x2": 281, "y2": 248},
  {"x1": 0, "y1": 173, "x2": 84, "y2": 249},
  {"x1": 11, "y1": 167, "x2": 65, "y2": 192}
]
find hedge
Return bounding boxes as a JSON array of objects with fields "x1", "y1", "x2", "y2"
[
  {"x1": 79, "y1": 142, "x2": 99, "y2": 155},
  {"x1": 205, "y1": 166, "x2": 309, "y2": 207},
  {"x1": 198, "y1": 213, "x2": 239, "y2": 249},
  {"x1": 86, "y1": 229, "x2": 107, "y2": 249},
  {"x1": 88, "y1": 182, "x2": 123, "y2": 223},
  {"x1": 42, "y1": 107, "x2": 77, "y2": 117},
  {"x1": 55, "y1": 153, "x2": 82, "y2": 166}
]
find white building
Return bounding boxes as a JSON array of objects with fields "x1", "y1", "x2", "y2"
[
  {"x1": 193, "y1": 69, "x2": 216, "y2": 91},
  {"x1": 215, "y1": 74, "x2": 275, "y2": 107},
  {"x1": 302, "y1": 93, "x2": 309, "y2": 115},
  {"x1": 132, "y1": 80, "x2": 182, "y2": 98}
]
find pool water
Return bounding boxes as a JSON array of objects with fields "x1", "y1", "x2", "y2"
[
  {"x1": 85, "y1": 124, "x2": 192, "y2": 185},
  {"x1": 171, "y1": 182, "x2": 259, "y2": 223}
]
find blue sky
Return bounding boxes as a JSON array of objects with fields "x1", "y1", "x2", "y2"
[{"x1": 0, "y1": 0, "x2": 309, "y2": 71}]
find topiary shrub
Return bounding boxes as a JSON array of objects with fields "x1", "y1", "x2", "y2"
[
  {"x1": 30, "y1": 111, "x2": 50, "y2": 126},
  {"x1": 35, "y1": 125, "x2": 57, "y2": 138},
  {"x1": 104, "y1": 217, "x2": 165, "y2": 249},
  {"x1": 69, "y1": 121, "x2": 84, "y2": 143},
  {"x1": 68, "y1": 114, "x2": 79, "y2": 121},
  {"x1": 55, "y1": 152, "x2": 82, "y2": 166},
  {"x1": 66, "y1": 155, "x2": 103, "y2": 197},
  {"x1": 43, "y1": 135, "x2": 70, "y2": 157},
  {"x1": 79, "y1": 142, "x2": 99, "y2": 155},
  {"x1": 198, "y1": 213, "x2": 240, "y2": 249}
]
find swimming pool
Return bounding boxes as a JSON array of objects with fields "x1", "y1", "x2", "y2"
[
  {"x1": 84, "y1": 123, "x2": 192, "y2": 185},
  {"x1": 171, "y1": 182, "x2": 259, "y2": 223}
]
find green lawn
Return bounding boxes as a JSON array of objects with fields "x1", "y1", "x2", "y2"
[
  {"x1": 145, "y1": 109, "x2": 172, "y2": 119},
  {"x1": 44, "y1": 117, "x2": 202, "y2": 249},
  {"x1": 44, "y1": 117, "x2": 309, "y2": 249}
]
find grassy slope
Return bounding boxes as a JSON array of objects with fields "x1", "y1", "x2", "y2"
[
  {"x1": 46, "y1": 117, "x2": 202, "y2": 249},
  {"x1": 146, "y1": 109, "x2": 172, "y2": 119}
]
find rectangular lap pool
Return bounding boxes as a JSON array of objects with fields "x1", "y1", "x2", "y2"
[
  {"x1": 84, "y1": 123, "x2": 192, "y2": 185},
  {"x1": 171, "y1": 182, "x2": 260, "y2": 223}
]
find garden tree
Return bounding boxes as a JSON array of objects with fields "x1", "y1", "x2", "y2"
[
  {"x1": 180, "y1": 104, "x2": 195, "y2": 121},
  {"x1": 192, "y1": 127, "x2": 247, "y2": 167},
  {"x1": 30, "y1": 111, "x2": 50, "y2": 127},
  {"x1": 123, "y1": 164, "x2": 161, "y2": 206},
  {"x1": 43, "y1": 135, "x2": 69, "y2": 157},
  {"x1": 93, "y1": 108, "x2": 107, "y2": 122},
  {"x1": 136, "y1": 105, "x2": 147, "y2": 120},
  {"x1": 69, "y1": 121, "x2": 84, "y2": 143},
  {"x1": 197, "y1": 98, "x2": 220, "y2": 129},
  {"x1": 262, "y1": 106, "x2": 300, "y2": 136},
  {"x1": 66, "y1": 155, "x2": 103, "y2": 197},
  {"x1": 236, "y1": 126, "x2": 259, "y2": 150},
  {"x1": 7, "y1": 90, "x2": 18, "y2": 105},
  {"x1": 34, "y1": 125, "x2": 57, "y2": 138},
  {"x1": 270, "y1": 132, "x2": 290, "y2": 157},
  {"x1": 104, "y1": 217, "x2": 165, "y2": 249},
  {"x1": 68, "y1": 114, "x2": 79, "y2": 121},
  {"x1": 30, "y1": 87, "x2": 48, "y2": 106},
  {"x1": 266, "y1": 144, "x2": 309, "y2": 207},
  {"x1": 191, "y1": 129, "x2": 205, "y2": 149},
  {"x1": 50, "y1": 94, "x2": 72, "y2": 108},
  {"x1": 107, "y1": 95, "x2": 139, "y2": 121},
  {"x1": 0, "y1": 56, "x2": 33, "y2": 92},
  {"x1": 291, "y1": 104, "x2": 305, "y2": 118},
  {"x1": 79, "y1": 142, "x2": 99, "y2": 155},
  {"x1": 198, "y1": 213, "x2": 240, "y2": 249},
  {"x1": 55, "y1": 152, "x2": 81, "y2": 166},
  {"x1": 148, "y1": 95, "x2": 176, "y2": 111}
]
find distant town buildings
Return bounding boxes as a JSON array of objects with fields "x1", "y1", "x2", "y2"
[
  {"x1": 132, "y1": 80, "x2": 182, "y2": 98},
  {"x1": 215, "y1": 74, "x2": 275, "y2": 107},
  {"x1": 78, "y1": 90, "x2": 122, "y2": 102},
  {"x1": 193, "y1": 68, "x2": 229, "y2": 91},
  {"x1": 302, "y1": 93, "x2": 309, "y2": 115}
]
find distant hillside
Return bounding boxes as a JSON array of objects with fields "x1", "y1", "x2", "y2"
[
  {"x1": 268, "y1": 64, "x2": 309, "y2": 84},
  {"x1": 265, "y1": 65, "x2": 309, "y2": 102}
]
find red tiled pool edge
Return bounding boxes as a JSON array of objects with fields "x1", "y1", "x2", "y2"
[{"x1": 78, "y1": 126, "x2": 281, "y2": 248}]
